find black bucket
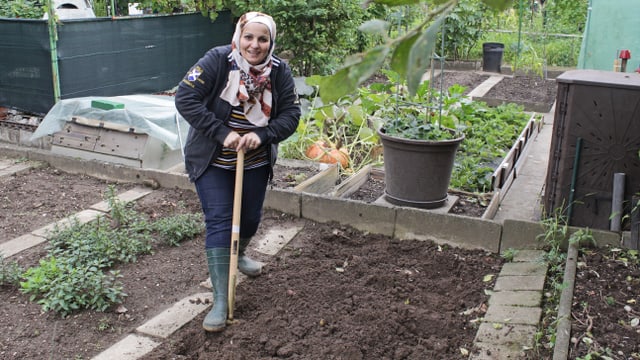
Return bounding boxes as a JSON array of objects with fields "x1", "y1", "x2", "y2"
[{"x1": 482, "y1": 42, "x2": 504, "y2": 73}]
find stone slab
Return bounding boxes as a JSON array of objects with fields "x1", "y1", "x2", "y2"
[
  {"x1": 494, "y1": 275, "x2": 545, "y2": 291},
  {"x1": 90, "y1": 187, "x2": 154, "y2": 212},
  {"x1": 301, "y1": 194, "x2": 396, "y2": 237},
  {"x1": 91, "y1": 334, "x2": 160, "y2": 360},
  {"x1": 0, "y1": 162, "x2": 32, "y2": 177},
  {"x1": 468, "y1": 75, "x2": 504, "y2": 98},
  {"x1": 500, "y1": 219, "x2": 546, "y2": 251},
  {"x1": 488, "y1": 290, "x2": 542, "y2": 307},
  {"x1": 373, "y1": 194, "x2": 459, "y2": 216},
  {"x1": 264, "y1": 188, "x2": 301, "y2": 217},
  {"x1": 512, "y1": 250, "x2": 546, "y2": 263},
  {"x1": 474, "y1": 322, "x2": 537, "y2": 347},
  {"x1": 0, "y1": 233, "x2": 47, "y2": 258},
  {"x1": 394, "y1": 206, "x2": 501, "y2": 252},
  {"x1": 136, "y1": 292, "x2": 212, "y2": 339},
  {"x1": 470, "y1": 341, "x2": 528, "y2": 359},
  {"x1": 499, "y1": 262, "x2": 547, "y2": 276},
  {"x1": 31, "y1": 209, "x2": 103, "y2": 238},
  {"x1": 483, "y1": 304, "x2": 542, "y2": 326},
  {"x1": 0, "y1": 157, "x2": 12, "y2": 170},
  {"x1": 254, "y1": 220, "x2": 306, "y2": 256}
]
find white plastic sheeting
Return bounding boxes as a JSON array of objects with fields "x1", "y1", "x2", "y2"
[{"x1": 31, "y1": 95, "x2": 188, "y2": 151}]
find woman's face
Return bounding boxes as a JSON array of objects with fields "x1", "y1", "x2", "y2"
[{"x1": 240, "y1": 22, "x2": 271, "y2": 65}]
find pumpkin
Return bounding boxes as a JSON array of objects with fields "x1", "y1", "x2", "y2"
[{"x1": 305, "y1": 141, "x2": 350, "y2": 168}]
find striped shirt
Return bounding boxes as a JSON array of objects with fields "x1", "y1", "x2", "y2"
[{"x1": 213, "y1": 106, "x2": 269, "y2": 170}]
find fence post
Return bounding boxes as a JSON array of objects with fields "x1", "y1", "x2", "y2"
[{"x1": 46, "y1": 0, "x2": 61, "y2": 104}]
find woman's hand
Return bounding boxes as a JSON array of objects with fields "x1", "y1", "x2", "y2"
[
  {"x1": 223, "y1": 131, "x2": 242, "y2": 149},
  {"x1": 238, "y1": 132, "x2": 261, "y2": 151},
  {"x1": 224, "y1": 131, "x2": 261, "y2": 152}
]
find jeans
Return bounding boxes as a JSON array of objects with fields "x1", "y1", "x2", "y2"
[{"x1": 194, "y1": 164, "x2": 270, "y2": 249}]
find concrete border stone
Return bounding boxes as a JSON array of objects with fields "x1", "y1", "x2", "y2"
[
  {"x1": 92, "y1": 334, "x2": 160, "y2": 360},
  {"x1": 394, "y1": 207, "x2": 502, "y2": 252},
  {"x1": 300, "y1": 193, "x2": 396, "y2": 237}
]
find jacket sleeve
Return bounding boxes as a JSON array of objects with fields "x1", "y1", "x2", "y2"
[
  {"x1": 175, "y1": 48, "x2": 232, "y2": 144},
  {"x1": 254, "y1": 60, "x2": 301, "y2": 145}
]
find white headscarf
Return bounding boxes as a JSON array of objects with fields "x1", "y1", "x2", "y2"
[{"x1": 219, "y1": 12, "x2": 277, "y2": 127}]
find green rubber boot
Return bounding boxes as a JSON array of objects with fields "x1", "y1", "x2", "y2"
[
  {"x1": 238, "y1": 237, "x2": 264, "y2": 277},
  {"x1": 203, "y1": 248, "x2": 229, "y2": 332}
]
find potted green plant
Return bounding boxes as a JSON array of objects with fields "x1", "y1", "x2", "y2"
[{"x1": 363, "y1": 70, "x2": 464, "y2": 208}]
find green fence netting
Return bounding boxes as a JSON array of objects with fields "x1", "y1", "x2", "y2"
[{"x1": 0, "y1": 12, "x2": 233, "y2": 114}]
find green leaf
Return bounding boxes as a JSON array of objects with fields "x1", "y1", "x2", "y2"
[
  {"x1": 317, "y1": 68, "x2": 355, "y2": 104},
  {"x1": 406, "y1": 13, "x2": 447, "y2": 95},
  {"x1": 481, "y1": 0, "x2": 513, "y2": 11},
  {"x1": 358, "y1": 19, "x2": 390, "y2": 36},
  {"x1": 318, "y1": 45, "x2": 390, "y2": 103},
  {"x1": 370, "y1": 0, "x2": 423, "y2": 5},
  {"x1": 390, "y1": 33, "x2": 420, "y2": 79}
]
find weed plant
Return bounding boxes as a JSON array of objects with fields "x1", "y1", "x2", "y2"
[
  {"x1": 18, "y1": 185, "x2": 204, "y2": 317},
  {"x1": 530, "y1": 208, "x2": 595, "y2": 356},
  {"x1": 0, "y1": 255, "x2": 23, "y2": 286}
]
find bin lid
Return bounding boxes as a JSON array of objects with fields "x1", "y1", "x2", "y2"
[
  {"x1": 556, "y1": 69, "x2": 640, "y2": 90},
  {"x1": 42, "y1": 0, "x2": 95, "y2": 20}
]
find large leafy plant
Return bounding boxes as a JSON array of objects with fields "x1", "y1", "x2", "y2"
[{"x1": 312, "y1": 0, "x2": 512, "y2": 102}]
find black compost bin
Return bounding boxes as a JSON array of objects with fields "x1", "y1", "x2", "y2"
[
  {"x1": 482, "y1": 42, "x2": 504, "y2": 73},
  {"x1": 544, "y1": 70, "x2": 640, "y2": 231}
]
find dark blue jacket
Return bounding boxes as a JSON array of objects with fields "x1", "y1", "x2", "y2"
[{"x1": 175, "y1": 45, "x2": 301, "y2": 182}]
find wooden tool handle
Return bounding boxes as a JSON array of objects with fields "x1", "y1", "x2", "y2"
[{"x1": 228, "y1": 149, "x2": 244, "y2": 321}]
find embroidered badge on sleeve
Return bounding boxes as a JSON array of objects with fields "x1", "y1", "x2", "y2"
[
  {"x1": 182, "y1": 65, "x2": 205, "y2": 88},
  {"x1": 188, "y1": 66, "x2": 202, "y2": 81}
]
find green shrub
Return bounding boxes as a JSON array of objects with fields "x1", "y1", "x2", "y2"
[
  {"x1": 17, "y1": 186, "x2": 203, "y2": 317},
  {"x1": 152, "y1": 213, "x2": 204, "y2": 246},
  {"x1": 0, "y1": 255, "x2": 23, "y2": 286},
  {"x1": 0, "y1": 0, "x2": 45, "y2": 18}
]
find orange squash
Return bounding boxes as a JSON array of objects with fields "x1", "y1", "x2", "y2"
[{"x1": 305, "y1": 141, "x2": 349, "y2": 168}]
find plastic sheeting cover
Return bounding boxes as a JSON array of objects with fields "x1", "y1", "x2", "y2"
[{"x1": 31, "y1": 95, "x2": 188, "y2": 150}]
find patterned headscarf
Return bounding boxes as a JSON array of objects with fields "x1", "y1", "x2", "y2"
[{"x1": 219, "y1": 12, "x2": 277, "y2": 127}]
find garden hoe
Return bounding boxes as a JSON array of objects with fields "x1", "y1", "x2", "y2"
[{"x1": 227, "y1": 149, "x2": 244, "y2": 324}]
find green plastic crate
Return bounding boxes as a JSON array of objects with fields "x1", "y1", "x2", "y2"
[{"x1": 91, "y1": 100, "x2": 125, "y2": 110}]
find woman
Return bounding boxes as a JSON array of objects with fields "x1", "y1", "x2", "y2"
[{"x1": 175, "y1": 11, "x2": 301, "y2": 332}]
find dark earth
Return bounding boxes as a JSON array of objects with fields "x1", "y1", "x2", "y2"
[
  {"x1": 1, "y1": 163, "x2": 503, "y2": 359},
  {"x1": 2, "y1": 71, "x2": 636, "y2": 360}
]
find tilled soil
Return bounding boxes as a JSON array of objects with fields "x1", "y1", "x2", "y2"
[
  {"x1": 0, "y1": 163, "x2": 504, "y2": 359},
  {"x1": 484, "y1": 75, "x2": 557, "y2": 110},
  {"x1": 0, "y1": 163, "x2": 137, "y2": 244},
  {"x1": 142, "y1": 223, "x2": 503, "y2": 360},
  {"x1": 569, "y1": 248, "x2": 640, "y2": 359}
]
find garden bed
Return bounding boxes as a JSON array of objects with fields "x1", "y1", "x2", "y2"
[
  {"x1": 0, "y1": 161, "x2": 136, "y2": 244},
  {"x1": 141, "y1": 218, "x2": 504, "y2": 359},
  {"x1": 526, "y1": 246, "x2": 640, "y2": 359},
  {"x1": 474, "y1": 75, "x2": 558, "y2": 113},
  {"x1": 0, "y1": 165, "x2": 505, "y2": 359}
]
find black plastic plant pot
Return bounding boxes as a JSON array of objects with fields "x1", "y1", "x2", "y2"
[{"x1": 378, "y1": 128, "x2": 464, "y2": 209}]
